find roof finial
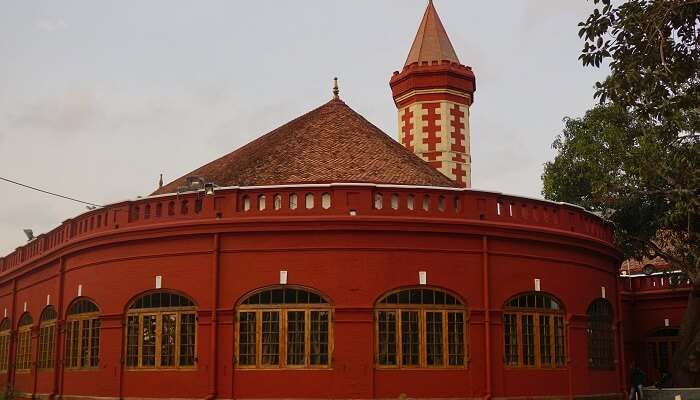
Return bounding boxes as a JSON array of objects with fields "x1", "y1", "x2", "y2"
[
  {"x1": 158, "y1": 173, "x2": 163, "y2": 189},
  {"x1": 333, "y1": 77, "x2": 340, "y2": 100}
]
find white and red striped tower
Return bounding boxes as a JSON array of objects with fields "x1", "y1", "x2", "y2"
[{"x1": 390, "y1": 0, "x2": 476, "y2": 188}]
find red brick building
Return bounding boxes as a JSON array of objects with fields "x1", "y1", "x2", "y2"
[{"x1": 0, "y1": 1, "x2": 688, "y2": 399}]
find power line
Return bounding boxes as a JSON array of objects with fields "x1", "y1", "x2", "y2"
[{"x1": 0, "y1": 176, "x2": 103, "y2": 207}]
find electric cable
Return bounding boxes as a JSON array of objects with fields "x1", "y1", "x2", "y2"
[{"x1": 0, "y1": 176, "x2": 103, "y2": 207}]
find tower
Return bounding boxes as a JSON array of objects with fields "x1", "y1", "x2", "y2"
[{"x1": 390, "y1": 0, "x2": 476, "y2": 187}]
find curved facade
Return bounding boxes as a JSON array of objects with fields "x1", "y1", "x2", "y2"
[
  {"x1": 0, "y1": 2, "x2": 635, "y2": 399},
  {"x1": 0, "y1": 185, "x2": 623, "y2": 399}
]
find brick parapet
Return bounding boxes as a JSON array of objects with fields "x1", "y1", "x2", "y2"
[{"x1": 0, "y1": 184, "x2": 618, "y2": 279}]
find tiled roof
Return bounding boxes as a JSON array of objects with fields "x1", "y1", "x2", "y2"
[
  {"x1": 619, "y1": 233, "x2": 678, "y2": 274},
  {"x1": 621, "y1": 257, "x2": 671, "y2": 274},
  {"x1": 404, "y1": 0, "x2": 460, "y2": 67},
  {"x1": 153, "y1": 99, "x2": 457, "y2": 195}
]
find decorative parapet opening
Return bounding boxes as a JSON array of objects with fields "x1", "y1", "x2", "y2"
[{"x1": 0, "y1": 184, "x2": 616, "y2": 276}]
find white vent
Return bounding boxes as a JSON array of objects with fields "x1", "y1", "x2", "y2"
[
  {"x1": 534, "y1": 278, "x2": 541, "y2": 292},
  {"x1": 280, "y1": 271, "x2": 288, "y2": 285},
  {"x1": 155, "y1": 275, "x2": 162, "y2": 289},
  {"x1": 419, "y1": 271, "x2": 427, "y2": 285}
]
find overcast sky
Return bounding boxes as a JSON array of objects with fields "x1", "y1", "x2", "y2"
[{"x1": 0, "y1": 0, "x2": 610, "y2": 255}]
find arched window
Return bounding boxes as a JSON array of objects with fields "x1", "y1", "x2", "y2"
[
  {"x1": 503, "y1": 292, "x2": 565, "y2": 368},
  {"x1": 422, "y1": 195, "x2": 430, "y2": 211},
  {"x1": 587, "y1": 299, "x2": 614, "y2": 369},
  {"x1": 65, "y1": 298, "x2": 101, "y2": 369},
  {"x1": 125, "y1": 291, "x2": 197, "y2": 369},
  {"x1": 305, "y1": 193, "x2": 314, "y2": 209},
  {"x1": 180, "y1": 200, "x2": 189, "y2": 215},
  {"x1": 375, "y1": 287, "x2": 467, "y2": 368},
  {"x1": 438, "y1": 195, "x2": 446, "y2": 212},
  {"x1": 0, "y1": 319, "x2": 10, "y2": 372},
  {"x1": 16, "y1": 313, "x2": 33, "y2": 372},
  {"x1": 273, "y1": 194, "x2": 282, "y2": 210},
  {"x1": 236, "y1": 286, "x2": 332, "y2": 369},
  {"x1": 321, "y1": 193, "x2": 331, "y2": 209},
  {"x1": 374, "y1": 193, "x2": 383, "y2": 210},
  {"x1": 38, "y1": 306, "x2": 57, "y2": 369}
]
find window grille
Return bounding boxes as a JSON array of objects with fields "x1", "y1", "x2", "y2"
[{"x1": 375, "y1": 288, "x2": 467, "y2": 368}]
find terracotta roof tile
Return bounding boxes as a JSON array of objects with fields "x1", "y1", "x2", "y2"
[
  {"x1": 153, "y1": 99, "x2": 456, "y2": 195},
  {"x1": 621, "y1": 257, "x2": 671, "y2": 274},
  {"x1": 405, "y1": 0, "x2": 460, "y2": 67}
]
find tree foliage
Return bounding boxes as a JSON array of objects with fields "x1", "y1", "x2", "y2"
[
  {"x1": 578, "y1": 0, "x2": 699, "y2": 124},
  {"x1": 543, "y1": 0, "x2": 699, "y2": 385},
  {"x1": 546, "y1": 0, "x2": 700, "y2": 278},
  {"x1": 543, "y1": 105, "x2": 698, "y2": 274},
  {"x1": 546, "y1": 0, "x2": 700, "y2": 273}
]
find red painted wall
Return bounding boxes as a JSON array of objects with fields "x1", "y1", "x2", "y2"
[
  {"x1": 620, "y1": 275, "x2": 690, "y2": 385},
  {"x1": 0, "y1": 185, "x2": 624, "y2": 399}
]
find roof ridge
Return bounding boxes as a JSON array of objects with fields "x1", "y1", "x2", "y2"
[
  {"x1": 153, "y1": 98, "x2": 456, "y2": 195},
  {"x1": 225, "y1": 99, "x2": 344, "y2": 160},
  {"x1": 338, "y1": 102, "x2": 457, "y2": 185},
  {"x1": 157, "y1": 99, "x2": 344, "y2": 191},
  {"x1": 411, "y1": 3, "x2": 430, "y2": 66}
]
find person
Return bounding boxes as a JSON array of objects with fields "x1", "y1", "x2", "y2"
[
  {"x1": 629, "y1": 362, "x2": 646, "y2": 400},
  {"x1": 655, "y1": 371, "x2": 672, "y2": 389}
]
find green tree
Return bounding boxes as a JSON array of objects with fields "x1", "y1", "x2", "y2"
[{"x1": 543, "y1": 0, "x2": 699, "y2": 386}]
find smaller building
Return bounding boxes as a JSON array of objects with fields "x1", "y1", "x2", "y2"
[{"x1": 620, "y1": 260, "x2": 691, "y2": 385}]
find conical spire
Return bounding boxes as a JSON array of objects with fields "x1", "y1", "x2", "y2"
[
  {"x1": 391, "y1": 0, "x2": 475, "y2": 188},
  {"x1": 404, "y1": 0, "x2": 459, "y2": 66}
]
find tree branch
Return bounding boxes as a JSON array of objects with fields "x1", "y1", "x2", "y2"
[{"x1": 625, "y1": 232, "x2": 694, "y2": 276}]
